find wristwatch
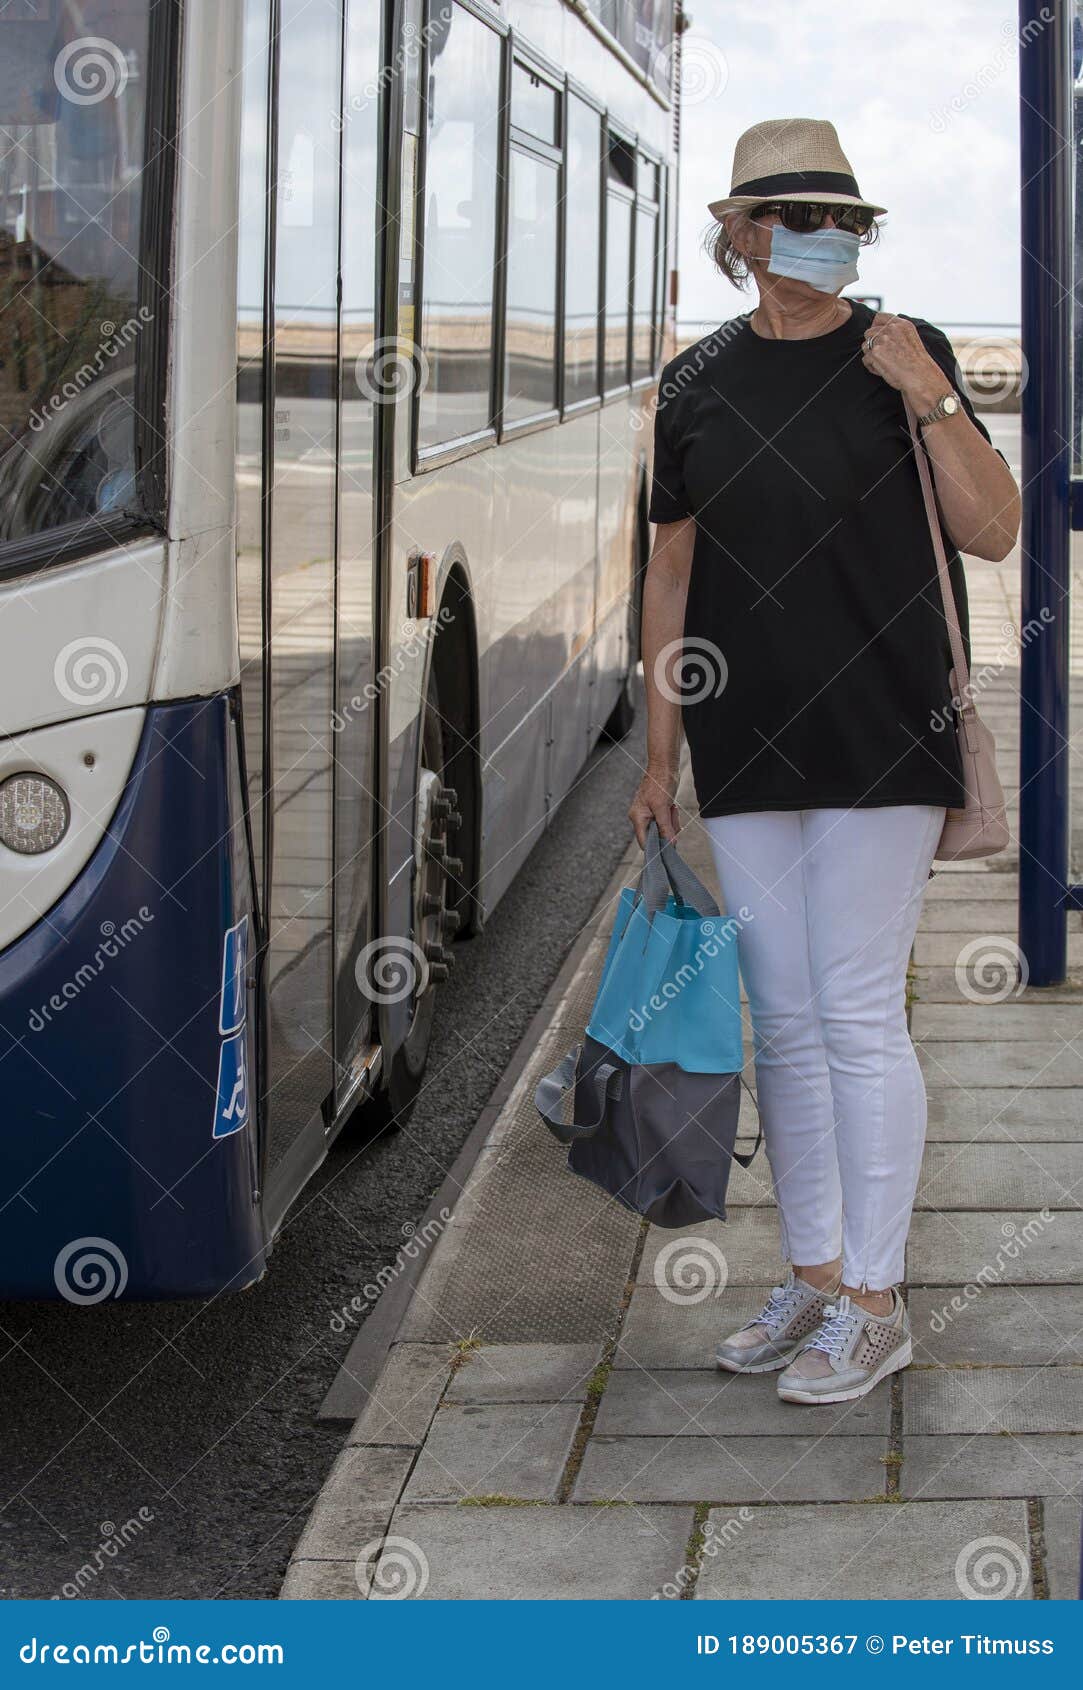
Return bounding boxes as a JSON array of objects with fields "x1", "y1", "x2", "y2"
[{"x1": 916, "y1": 391, "x2": 961, "y2": 428}]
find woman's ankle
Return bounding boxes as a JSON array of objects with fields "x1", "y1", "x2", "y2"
[
  {"x1": 841, "y1": 1283, "x2": 895, "y2": 1317},
  {"x1": 793, "y1": 1260, "x2": 842, "y2": 1295}
]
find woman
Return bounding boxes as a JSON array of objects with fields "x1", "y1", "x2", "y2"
[{"x1": 630, "y1": 118, "x2": 1020, "y2": 1406}]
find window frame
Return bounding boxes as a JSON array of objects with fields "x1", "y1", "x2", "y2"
[
  {"x1": 602, "y1": 118, "x2": 637, "y2": 399},
  {"x1": 560, "y1": 77, "x2": 606, "y2": 420},
  {"x1": 499, "y1": 43, "x2": 564, "y2": 440},
  {"x1": 0, "y1": 0, "x2": 180, "y2": 582},
  {"x1": 412, "y1": 0, "x2": 509, "y2": 474},
  {"x1": 631, "y1": 143, "x2": 663, "y2": 388}
]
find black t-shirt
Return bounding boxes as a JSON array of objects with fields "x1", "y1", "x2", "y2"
[{"x1": 648, "y1": 300, "x2": 995, "y2": 818}]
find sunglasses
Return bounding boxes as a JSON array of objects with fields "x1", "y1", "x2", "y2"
[{"x1": 750, "y1": 200, "x2": 877, "y2": 237}]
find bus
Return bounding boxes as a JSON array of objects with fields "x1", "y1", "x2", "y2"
[{"x1": 0, "y1": 0, "x2": 677, "y2": 1298}]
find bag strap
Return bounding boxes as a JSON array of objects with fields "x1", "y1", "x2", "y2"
[
  {"x1": 732, "y1": 1070, "x2": 763, "y2": 1168},
  {"x1": 901, "y1": 392, "x2": 974, "y2": 717},
  {"x1": 637, "y1": 819, "x2": 721, "y2": 917},
  {"x1": 534, "y1": 1045, "x2": 623, "y2": 1140}
]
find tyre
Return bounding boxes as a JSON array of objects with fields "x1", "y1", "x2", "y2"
[{"x1": 347, "y1": 666, "x2": 462, "y2": 1139}]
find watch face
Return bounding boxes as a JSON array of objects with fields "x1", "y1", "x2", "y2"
[{"x1": 943, "y1": 394, "x2": 960, "y2": 414}]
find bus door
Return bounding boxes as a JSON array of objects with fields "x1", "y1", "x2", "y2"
[
  {"x1": 331, "y1": 1, "x2": 384, "y2": 1107},
  {"x1": 262, "y1": 0, "x2": 343, "y2": 1179}
]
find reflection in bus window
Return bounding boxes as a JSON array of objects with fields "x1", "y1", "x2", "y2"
[
  {"x1": 563, "y1": 96, "x2": 602, "y2": 406},
  {"x1": 0, "y1": 3, "x2": 152, "y2": 543},
  {"x1": 633, "y1": 203, "x2": 658, "y2": 380},
  {"x1": 235, "y1": 0, "x2": 271, "y2": 908},
  {"x1": 505, "y1": 149, "x2": 559, "y2": 424},
  {"x1": 604, "y1": 193, "x2": 632, "y2": 391},
  {"x1": 418, "y1": 2, "x2": 500, "y2": 450}
]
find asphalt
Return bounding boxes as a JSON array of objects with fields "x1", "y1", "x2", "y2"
[{"x1": 0, "y1": 689, "x2": 647, "y2": 1600}]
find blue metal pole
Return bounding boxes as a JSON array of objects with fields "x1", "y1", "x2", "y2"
[{"x1": 1018, "y1": 0, "x2": 1072, "y2": 987}]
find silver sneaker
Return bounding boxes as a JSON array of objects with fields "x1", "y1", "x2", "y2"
[
  {"x1": 715, "y1": 1271, "x2": 836, "y2": 1374},
  {"x1": 777, "y1": 1290, "x2": 912, "y2": 1404}
]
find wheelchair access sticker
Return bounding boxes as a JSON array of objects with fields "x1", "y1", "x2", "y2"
[{"x1": 212, "y1": 1031, "x2": 250, "y2": 1139}]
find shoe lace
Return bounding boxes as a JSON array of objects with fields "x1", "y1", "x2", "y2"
[
  {"x1": 748, "y1": 1281, "x2": 802, "y2": 1334},
  {"x1": 807, "y1": 1297, "x2": 861, "y2": 1360}
]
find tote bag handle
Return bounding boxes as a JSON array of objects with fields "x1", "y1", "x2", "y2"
[{"x1": 636, "y1": 820, "x2": 721, "y2": 917}]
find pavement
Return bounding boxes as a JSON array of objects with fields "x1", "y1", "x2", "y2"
[{"x1": 283, "y1": 546, "x2": 1083, "y2": 1602}]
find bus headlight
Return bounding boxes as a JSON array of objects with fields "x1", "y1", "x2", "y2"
[{"x1": 0, "y1": 773, "x2": 70, "y2": 855}]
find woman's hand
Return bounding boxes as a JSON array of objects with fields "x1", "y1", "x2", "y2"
[
  {"x1": 629, "y1": 765, "x2": 680, "y2": 847},
  {"x1": 861, "y1": 313, "x2": 948, "y2": 412}
]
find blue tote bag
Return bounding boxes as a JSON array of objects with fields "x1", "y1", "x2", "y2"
[{"x1": 587, "y1": 824, "x2": 744, "y2": 1071}]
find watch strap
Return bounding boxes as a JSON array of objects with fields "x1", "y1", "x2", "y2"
[{"x1": 916, "y1": 391, "x2": 958, "y2": 428}]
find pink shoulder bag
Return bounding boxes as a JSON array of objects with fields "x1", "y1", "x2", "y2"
[{"x1": 903, "y1": 395, "x2": 1010, "y2": 862}]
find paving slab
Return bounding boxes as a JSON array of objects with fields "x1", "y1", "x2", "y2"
[
  {"x1": 917, "y1": 901, "x2": 1034, "y2": 933},
  {"x1": 914, "y1": 1002, "x2": 1083, "y2": 1039},
  {"x1": 908, "y1": 1286, "x2": 1083, "y2": 1365},
  {"x1": 913, "y1": 970, "x2": 1083, "y2": 1004},
  {"x1": 924, "y1": 1086, "x2": 1083, "y2": 1141},
  {"x1": 906, "y1": 1211, "x2": 1083, "y2": 1284},
  {"x1": 638, "y1": 1212, "x2": 783, "y2": 1290},
  {"x1": 1041, "y1": 1496, "x2": 1083, "y2": 1599},
  {"x1": 401, "y1": 1402, "x2": 582, "y2": 1502},
  {"x1": 917, "y1": 1039, "x2": 1083, "y2": 1088},
  {"x1": 290, "y1": 1447, "x2": 414, "y2": 1561},
  {"x1": 693, "y1": 1501, "x2": 1032, "y2": 1600},
  {"x1": 593, "y1": 1368, "x2": 889, "y2": 1438},
  {"x1": 280, "y1": 1560, "x2": 367, "y2": 1600},
  {"x1": 614, "y1": 1286, "x2": 773, "y2": 1370},
  {"x1": 914, "y1": 1144, "x2": 1080, "y2": 1211},
  {"x1": 904, "y1": 1367, "x2": 1083, "y2": 1434},
  {"x1": 900, "y1": 1435, "x2": 1083, "y2": 1500},
  {"x1": 377, "y1": 1503, "x2": 695, "y2": 1600},
  {"x1": 915, "y1": 931, "x2": 1083, "y2": 966},
  {"x1": 346, "y1": 1344, "x2": 453, "y2": 1446},
  {"x1": 573, "y1": 1437, "x2": 889, "y2": 1504},
  {"x1": 924, "y1": 872, "x2": 1018, "y2": 901},
  {"x1": 445, "y1": 1343, "x2": 600, "y2": 1404}
]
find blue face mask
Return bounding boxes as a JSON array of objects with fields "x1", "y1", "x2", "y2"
[{"x1": 766, "y1": 222, "x2": 861, "y2": 293}]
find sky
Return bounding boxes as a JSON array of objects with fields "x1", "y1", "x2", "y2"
[{"x1": 675, "y1": 0, "x2": 1022, "y2": 331}]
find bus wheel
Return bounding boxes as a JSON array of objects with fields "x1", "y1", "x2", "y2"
[
  {"x1": 601, "y1": 667, "x2": 637, "y2": 742},
  {"x1": 353, "y1": 670, "x2": 460, "y2": 1138}
]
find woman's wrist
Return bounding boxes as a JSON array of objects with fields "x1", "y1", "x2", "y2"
[{"x1": 903, "y1": 364, "x2": 954, "y2": 415}]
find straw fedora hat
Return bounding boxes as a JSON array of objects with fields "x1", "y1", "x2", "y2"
[{"x1": 707, "y1": 118, "x2": 886, "y2": 220}]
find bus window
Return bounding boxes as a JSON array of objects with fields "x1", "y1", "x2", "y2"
[
  {"x1": 563, "y1": 94, "x2": 602, "y2": 407},
  {"x1": 505, "y1": 69, "x2": 560, "y2": 426},
  {"x1": 0, "y1": 3, "x2": 153, "y2": 544},
  {"x1": 264, "y1": 0, "x2": 342, "y2": 1169},
  {"x1": 604, "y1": 189, "x2": 633, "y2": 392},
  {"x1": 633, "y1": 198, "x2": 658, "y2": 381},
  {"x1": 417, "y1": 0, "x2": 501, "y2": 451}
]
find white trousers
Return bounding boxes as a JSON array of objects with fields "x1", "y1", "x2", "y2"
[{"x1": 704, "y1": 805, "x2": 944, "y2": 1290}]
